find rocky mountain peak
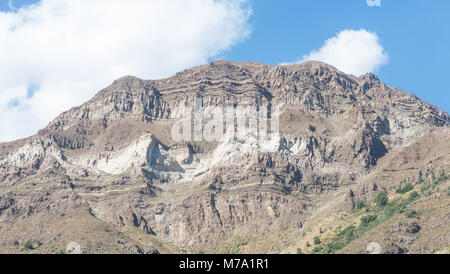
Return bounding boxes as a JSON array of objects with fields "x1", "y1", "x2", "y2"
[
  {"x1": 0, "y1": 60, "x2": 448, "y2": 253},
  {"x1": 359, "y1": 72, "x2": 380, "y2": 82}
]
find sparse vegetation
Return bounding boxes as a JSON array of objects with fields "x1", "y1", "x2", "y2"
[
  {"x1": 355, "y1": 199, "x2": 366, "y2": 210},
  {"x1": 407, "y1": 191, "x2": 419, "y2": 202},
  {"x1": 23, "y1": 241, "x2": 34, "y2": 250},
  {"x1": 433, "y1": 172, "x2": 448, "y2": 185},
  {"x1": 420, "y1": 181, "x2": 435, "y2": 196},
  {"x1": 312, "y1": 246, "x2": 323, "y2": 253},
  {"x1": 381, "y1": 191, "x2": 418, "y2": 220},
  {"x1": 420, "y1": 172, "x2": 449, "y2": 196},
  {"x1": 405, "y1": 210, "x2": 418, "y2": 218},
  {"x1": 296, "y1": 248, "x2": 302, "y2": 254},
  {"x1": 314, "y1": 225, "x2": 358, "y2": 254},
  {"x1": 313, "y1": 187, "x2": 424, "y2": 254},
  {"x1": 33, "y1": 240, "x2": 43, "y2": 248},
  {"x1": 396, "y1": 182, "x2": 413, "y2": 194},
  {"x1": 228, "y1": 235, "x2": 248, "y2": 254},
  {"x1": 374, "y1": 191, "x2": 388, "y2": 207},
  {"x1": 416, "y1": 176, "x2": 424, "y2": 184},
  {"x1": 313, "y1": 236, "x2": 321, "y2": 245},
  {"x1": 360, "y1": 215, "x2": 377, "y2": 226}
]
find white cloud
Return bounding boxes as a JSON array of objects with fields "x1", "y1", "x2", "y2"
[
  {"x1": 297, "y1": 29, "x2": 388, "y2": 76},
  {"x1": 0, "y1": 0, "x2": 251, "y2": 142},
  {"x1": 366, "y1": 0, "x2": 381, "y2": 7}
]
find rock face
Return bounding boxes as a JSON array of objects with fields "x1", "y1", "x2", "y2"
[{"x1": 0, "y1": 60, "x2": 449, "y2": 253}]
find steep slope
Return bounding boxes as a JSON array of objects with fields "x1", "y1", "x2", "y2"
[
  {"x1": 0, "y1": 60, "x2": 448, "y2": 253},
  {"x1": 281, "y1": 129, "x2": 450, "y2": 254}
]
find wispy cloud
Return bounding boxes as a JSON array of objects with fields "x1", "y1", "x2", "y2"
[
  {"x1": 285, "y1": 29, "x2": 389, "y2": 76},
  {"x1": 0, "y1": 0, "x2": 252, "y2": 142},
  {"x1": 366, "y1": 0, "x2": 381, "y2": 7},
  {"x1": 7, "y1": 0, "x2": 16, "y2": 11}
]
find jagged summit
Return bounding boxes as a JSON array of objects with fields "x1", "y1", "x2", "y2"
[
  {"x1": 359, "y1": 72, "x2": 379, "y2": 82},
  {"x1": 43, "y1": 60, "x2": 448, "y2": 133},
  {"x1": 98, "y1": 60, "x2": 359, "y2": 93}
]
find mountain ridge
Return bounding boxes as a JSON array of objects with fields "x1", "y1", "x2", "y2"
[
  {"x1": 30, "y1": 60, "x2": 447, "y2": 136},
  {"x1": 0, "y1": 60, "x2": 448, "y2": 254}
]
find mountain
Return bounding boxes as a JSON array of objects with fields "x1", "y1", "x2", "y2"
[{"x1": 0, "y1": 60, "x2": 449, "y2": 254}]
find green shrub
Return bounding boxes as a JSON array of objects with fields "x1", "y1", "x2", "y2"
[
  {"x1": 324, "y1": 240, "x2": 347, "y2": 254},
  {"x1": 433, "y1": 172, "x2": 448, "y2": 185},
  {"x1": 311, "y1": 246, "x2": 323, "y2": 254},
  {"x1": 374, "y1": 191, "x2": 388, "y2": 207},
  {"x1": 338, "y1": 225, "x2": 356, "y2": 242},
  {"x1": 355, "y1": 199, "x2": 366, "y2": 209},
  {"x1": 380, "y1": 191, "x2": 419, "y2": 221},
  {"x1": 313, "y1": 236, "x2": 321, "y2": 245},
  {"x1": 407, "y1": 191, "x2": 419, "y2": 203},
  {"x1": 383, "y1": 198, "x2": 406, "y2": 217},
  {"x1": 296, "y1": 248, "x2": 302, "y2": 254},
  {"x1": 321, "y1": 226, "x2": 357, "y2": 254},
  {"x1": 360, "y1": 215, "x2": 377, "y2": 225},
  {"x1": 396, "y1": 183, "x2": 413, "y2": 194},
  {"x1": 447, "y1": 186, "x2": 450, "y2": 196},
  {"x1": 405, "y1": 210, "x2": 418, "y2": 218},
  {"x1": 306, "y1": 241, "x2": 311, "y2": 247},
  {"x1": 420, "y1": 183, "x2": 431, "y2": 192},
  {"x1": 23, "y1": 241, "x2": 33, "y2": 250}
]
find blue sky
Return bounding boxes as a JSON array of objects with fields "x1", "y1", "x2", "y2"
[
  {"x1": 0, "y1": 0, "x2": 37, "y2": 10},
  {"x1": 0, "y1": 0, "x2": 448, "y2": 141},
  {"x1": 223, "y1": 0, "x2": 450, "y2": 113}
]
